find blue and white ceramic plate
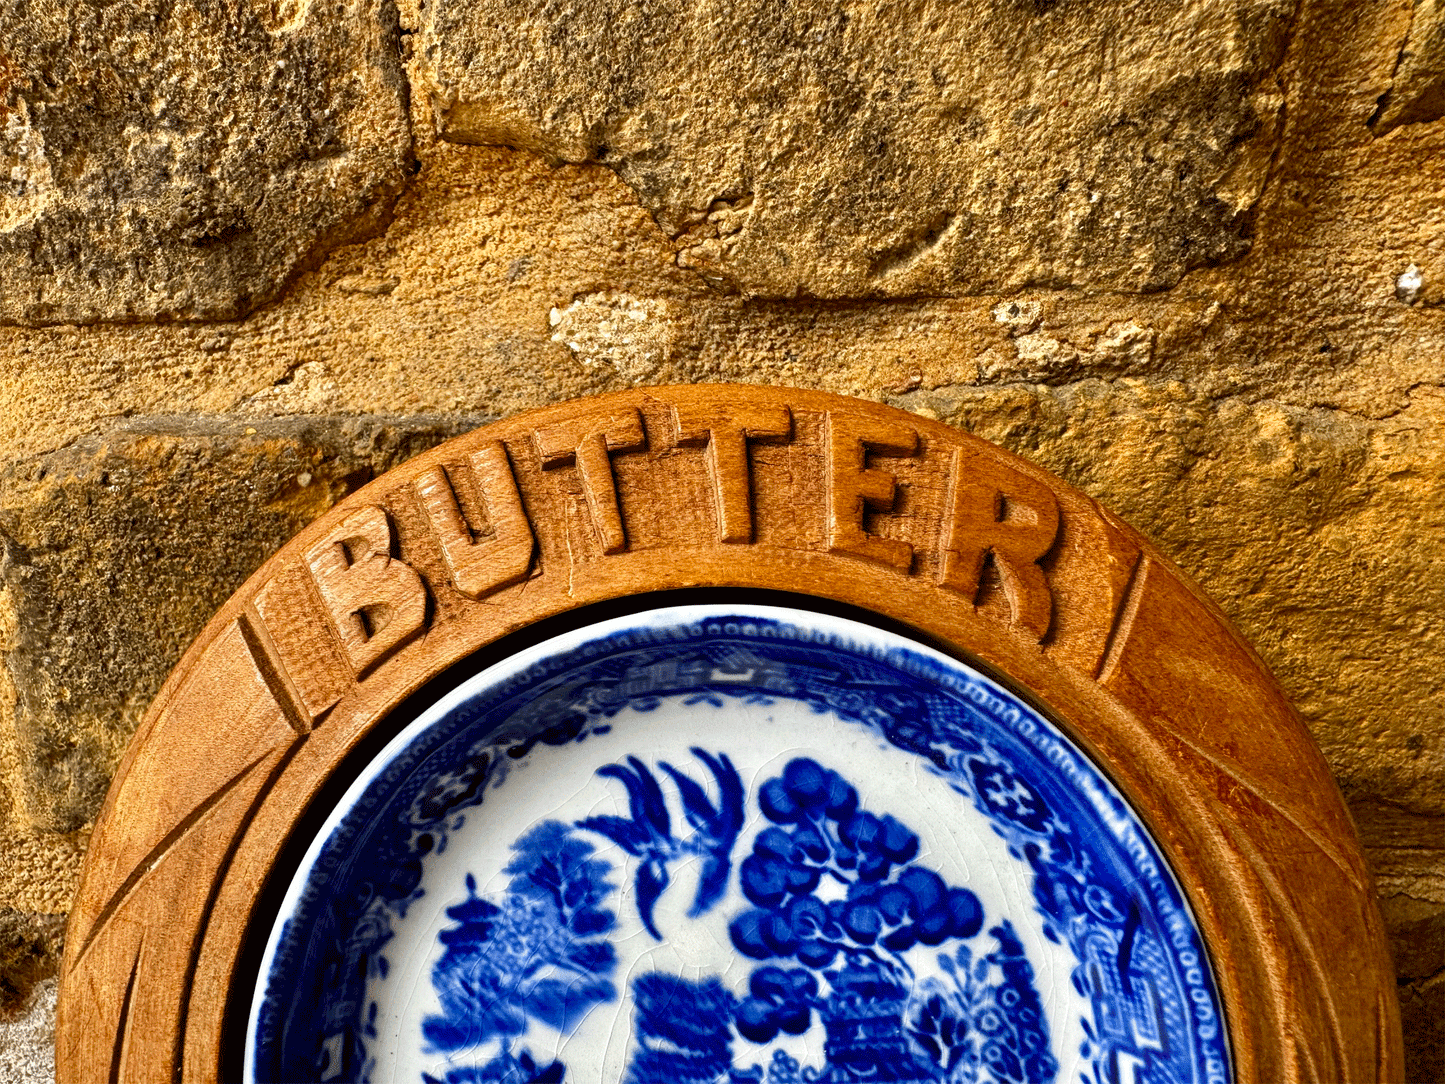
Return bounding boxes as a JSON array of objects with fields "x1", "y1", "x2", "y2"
[{"x1": 246, "y1": 605, "x2": 1229, "y2": 1084}]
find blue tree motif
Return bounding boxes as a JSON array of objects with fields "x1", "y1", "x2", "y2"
[
  {"x1": 725, "y1": 758, "x2": 1055, "y2": 1084},
  {"x1": 421, "y1": 822, "x2": 618, "y2": 1080},
  {"x1": 577, "y1": 748, "x2": 744, "y2": 938},
  {"x1": 730, "y1": 758, "x2": 984, "y2": 976},
  {"x1": 976, "y1": 923, "x2": 1055, "y2": 1084},
  {"x1": 907, "y1": 927, "x2": 1057, "y2": 1084}
]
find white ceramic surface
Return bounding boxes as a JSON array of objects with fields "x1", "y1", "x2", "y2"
[{"x1": 247, "y1": 605, "x2": 1229, "y2": 1084}]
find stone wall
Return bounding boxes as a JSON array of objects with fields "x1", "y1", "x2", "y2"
[{"x1": 0, "y1": 0, "x2": 1441, "y2": 1076}]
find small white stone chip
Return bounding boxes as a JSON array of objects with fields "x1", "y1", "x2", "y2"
[
  {"x1": 990, "y1": 299, "x2": 1043, "y2": 334},
  {"x1": 1396, "y1": 263, "x2": 1423, "y2": 304},
  {"x1": 549, "y1": 292, "x2": 675, "y2": 379}
]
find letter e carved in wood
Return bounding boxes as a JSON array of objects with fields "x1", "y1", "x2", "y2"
[
  {"x1": 533, "y1": 408, "x2": 647, "y2": 554},
  {"x1": 937, "y1": 447, "x2": 1060, "y2": 640},
  {"x1": 824, "y1": 411, "x2": 918, "y2": 569},
  {"x1": 304, "y1": 506, "x2": 428, "y2": 676},
  {"x1": 414, "y1": 441, "x2": 535, "y2": 599},
  {"x1": 671, "y1": 401, "x2": 792, "y2": 543}
]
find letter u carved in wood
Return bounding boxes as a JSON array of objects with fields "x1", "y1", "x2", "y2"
[{"x1": 414, "y1": 441, "x2": 535, "y2": 600}]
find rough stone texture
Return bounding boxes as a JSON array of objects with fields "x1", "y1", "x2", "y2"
[
  {"x1": 0, "y1": 0, "x2": 1443, "y2": 1075},
  {"x1": 0, "y1": 416, "x2": 481, "y2": 833},
  {"x1": 1373, "y1": 0, "x2": 1445, "y2": 132},
  {"x1": 0, "y1": 0, "x2": 412, "y2": 326},
  {"x1": 0, "y1": 977, "x2": 54, "y2": 1084},
  {"x1": 1358, "y1": 802, "x2": 1445, "y2": 1082},
  {"x1": 0, "y1": 913, "x2": 61, "y2": 1016},
  {"x1": 419, "y1": 0, "x2": 1295, "y2": 298},
  {"x1": 899, "y1": 378, "x2": 1445, "y2": 813}
]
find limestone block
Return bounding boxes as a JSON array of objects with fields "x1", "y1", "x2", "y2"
[
  {"x1": 0, "y1": 911, "x2": 61, "y2": 1016},
  {"x1": 0, "y1": 415, "x2": 478, "y2": 833},
  {"x1": 1398, "y1": 979, "x2": 1445, "y2": 1083},
  {"x1": 0, "y1": 0, "x2": 411, "y2": 326},
  {"x1": 420, "y1": 0, "x2": 1293, "y2": 298},
  {"x1": 1373, "y1": 0, "x2": 1445, "y2": 133}
]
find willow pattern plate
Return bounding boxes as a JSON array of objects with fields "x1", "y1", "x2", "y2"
[{"x1": 246, "y1": 604, "x2": 1228, "y2": 1084}]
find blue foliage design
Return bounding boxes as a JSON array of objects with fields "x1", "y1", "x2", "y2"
[
  {"x1": 730, "y1": 758, "x2": 985, "y2": 968},
  {"x1": 905, "y1": 926, "x2": 1056, "y2": 1084},
  {"x1": 937, "y1": 756, "x2": 1186, "y2": 1084},
  {"x1": 253, "y1": 612, "x2": 1229, "y2": 1084},
  {"x1": 578, "y1": 747, "x2": 744, "y2": 938},
  {"x1": 619, "y1": 759, "x2": 1055, "y2": 1084},
  {"x1": 419, "y1": 822, "x2": 617, "y2": 1079}
]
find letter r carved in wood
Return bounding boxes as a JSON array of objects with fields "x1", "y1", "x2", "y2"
[{"x1": 937, "y1": 447, "x2": 1060, "y2": 641}]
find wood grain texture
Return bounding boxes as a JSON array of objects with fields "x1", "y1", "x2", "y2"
[{"x1": 54, "y1": 385, "x2": 1403, "y2": 1082}]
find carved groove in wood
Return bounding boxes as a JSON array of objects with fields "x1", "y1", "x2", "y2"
[{"x1": 55, "y1": 385, "x2": 1403, "y2": 1083}]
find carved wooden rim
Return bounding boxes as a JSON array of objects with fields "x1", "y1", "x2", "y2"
[{"x1": 55, "y1": 384, "x2": 1401, "y2": 1083}]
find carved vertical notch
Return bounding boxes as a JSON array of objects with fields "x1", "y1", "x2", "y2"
[
  {"x1": 533, "y1": 408, "x2": 647, "y2": 554},
  {"x1": 241, "y1": 566, "x2": 352, "y2": 732},
  {"x1": 824, "y1": 411, "x2": 918, "y2": 569},
  {"x1": 937, "y1": 447, "x2": 1059, "y2": 640},
  {"x1": 415, "y1": 441, "x2": 535, "y2": 599},
  {"x1": 671, "y1": 400, "x2": 792, "y2": 543},
  {"x1": 304, "y1": 506, "x2": 428, "y2": 677},
  {"x1": 109, "y1": 943, "x2": 142, "y2": 1084}
]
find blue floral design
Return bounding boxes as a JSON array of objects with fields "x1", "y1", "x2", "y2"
[
  {"x1": 578, "y1": 748, "x2": 744, "y2": 938},
  {"x1": 905, "y1": 925, "x2": 1056, "y2": 1084},
  {"x1": 731, "y1": 758, "x2": 985, "y2": 968},
  {"x1": 615, "y1": 759, "x2": 1055, "y2": 1084}
]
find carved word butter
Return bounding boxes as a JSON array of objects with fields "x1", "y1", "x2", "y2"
[{"x1": 240, "y1": 404, "x2": 1101, "y2": 729}]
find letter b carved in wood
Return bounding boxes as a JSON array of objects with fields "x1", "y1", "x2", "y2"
[{"x1": 305, "y1": 506, "x2": 427, "y2": 677}]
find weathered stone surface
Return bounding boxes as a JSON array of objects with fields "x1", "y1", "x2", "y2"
[
  {"x1": 1399, "y1": 977, "x2": 1445, "y2": 1084},
  {"x1": 0, "y1": 0, "x2": 411, "y2": 326},
  {"x1": 550, "y1": 292, "x2": 679, "y2": 379},
  {"x1": 0, "y1": 912, "x2": 61, "y2": 1016},
  {"x1": 420, "y1": 0, "x2": 1293, "y2": 298},
  {"x1": 0, "y1": 415, "x2": 480, "y2": 833},
  {"x1": 1357, "y1": 802, "x2": 1445, "y2": 1080},
  {"x1": 1373, "y1": 0, "x2": 1445, "y2": 133}
]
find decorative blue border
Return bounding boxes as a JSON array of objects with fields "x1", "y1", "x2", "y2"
[{"x1": 249, "y1": 609, "x2": 1230, "y2": 1084}]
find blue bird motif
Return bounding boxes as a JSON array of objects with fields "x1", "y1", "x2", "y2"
[{"x1": 577, "y1": 748, "x2": 744, "y2": 939}]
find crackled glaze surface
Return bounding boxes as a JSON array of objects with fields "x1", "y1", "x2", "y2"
[{"x1": 247, "y1": 605, "x2": 1227, "y2": 1084}]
